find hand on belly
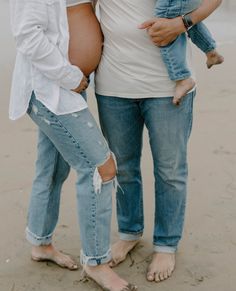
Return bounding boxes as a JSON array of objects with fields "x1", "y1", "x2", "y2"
[{"x1": 67, "y1": 4, "x2": 103, "y2": 76}]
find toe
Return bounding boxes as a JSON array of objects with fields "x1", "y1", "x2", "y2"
[
  {"x1": 126, "y1": 283, "x2": 138, "y2": 291},
  {"x1": 67, "y1": 262, "x2": 78, "y2": 270},
  {"x1": 167, "y1": 268, "x2": 173, "y2": 277},
  {"x1": 64, "y1": 259, "x2": 78, "y2": 270},
  {"x1": 146, "y1": 272, "x2": 155, "y2": 282},
  {"x1": 163, "y1": 271, "x2": 169, "y2": 280},
  {"x1": 56, "y1": 255, "x2": 78, "y2": 270},
  {"x1": 154, "y1": 273, "x2": 161, "y2": 283},
  {"x1": 109, "y1": 259, "x2": 118, "y2": 268},
  {"x1": 159, "y1": 272, "x2": 165, "y2": 281}
]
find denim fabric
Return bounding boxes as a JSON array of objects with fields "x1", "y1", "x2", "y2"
[
  {"x1": 26, "y1": 92, "x2": 113, "y2": 266},
  {"x1": 96, "y1": 90, "x2": 195, "y2": 253},
  {"x1": 155, "y1": 0, "x2": 216, "y2": 81}
]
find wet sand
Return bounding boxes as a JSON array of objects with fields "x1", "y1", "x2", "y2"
[{"x1": 1, "y1": 1, "x2": 236, "y2": 290}]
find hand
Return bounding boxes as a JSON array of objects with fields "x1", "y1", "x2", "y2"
[
  {"x1": 72, "y1": 75, "x2": 89, "y2": 93},
  {"x1": 139, "y1": 17, "x2": 186, "y2": 47}
]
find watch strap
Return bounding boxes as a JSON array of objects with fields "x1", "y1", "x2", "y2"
[{"x1": 182, "y1": 14, "x2": 194, "y2": 31}]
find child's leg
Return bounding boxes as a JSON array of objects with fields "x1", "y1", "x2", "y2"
[
  {"x1": 188, "y1": 23, "x2": 224, "y2": 68},
  {"x1": 160, "y1": 34, "x2": 195, "y2": 105},
  {"x1": 155, "y1": 0, "x2": 195, "y2": 104}
]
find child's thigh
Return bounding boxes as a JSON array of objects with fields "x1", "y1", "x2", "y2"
[{"x1": 156, "y1": 0, "x2": 201, "y2": 18}]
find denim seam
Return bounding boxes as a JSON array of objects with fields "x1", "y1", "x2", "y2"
[
  {"x1": 161, "y1": 43, "x2": 191, "y2": 81},
  {"x1": 89, "y1": 167, "x2": 98, "y2": 256},
  {"x1": 80, "y1": 248, "x2": 112, "y2": 266},
  {"x1": 119, "y1": 230, "x2": 143, "y2": 236},
  {"x1": 44, "y1": 109, "x2": 96, "y2": 168},
  {"x1": 26, "y1": 227, "x2": 53, "y2": 243}
]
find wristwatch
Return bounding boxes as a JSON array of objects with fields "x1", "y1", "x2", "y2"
[{"x1": 181, "y1": 14, "x2": 194, "y2": 31}]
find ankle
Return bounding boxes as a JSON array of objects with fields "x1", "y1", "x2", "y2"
[
  {"x1": 32, "y1": 244, "x2": 53, "y2": 253},
  {"x1": 206, "y1": 49, "x2": 217, "y2": 57}
]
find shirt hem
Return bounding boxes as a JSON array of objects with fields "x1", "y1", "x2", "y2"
[
  {"x1": 95, "y1": 87, "x2": 196, "y2": 99},
  {"x1": 95, "y1": 90, "x2": 175, "y2": 99}
]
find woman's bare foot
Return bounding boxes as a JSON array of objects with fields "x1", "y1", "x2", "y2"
[
  {"x1": 84, "y1": 264, "x2": 137, "y2": 291},
  {"x1": 31, "y1": 244, "x2": 78, "y2": 270},
  {"x1": 146, "y1": 253, "x2": 175, "y2": 283},
  {"x1": 109, "y1": 240, "x2": 140, "y2": 267},
  {"x1": 173, "y1": 78, "x2": 195, "y2": 106},
  {"x1": 206, "y1": 49, "x2": 224, "y2": 69}
]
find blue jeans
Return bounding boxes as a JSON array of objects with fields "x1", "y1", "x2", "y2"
[
  {"x1": 96, "y1": 91, "x2": 195, "y2": 253},
  {"x1": 26, "y1": 92, "x2": 114, "y2": 266},
  {"x1": 155, "y1": 0, "x2": 216, "y2": 80}
]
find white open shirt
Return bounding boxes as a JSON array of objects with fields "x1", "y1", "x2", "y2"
[{"x1": 9, "y1": 0, "x2": 87, "y2": 120}]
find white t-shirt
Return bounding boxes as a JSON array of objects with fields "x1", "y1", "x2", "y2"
[{"x1": 95, "y1": 0, "x2": 194, "y2": 98}]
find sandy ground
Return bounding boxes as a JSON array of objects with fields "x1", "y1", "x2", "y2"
[{"x1": 0, "y1": 1, "x2": 236, "y2": 290}]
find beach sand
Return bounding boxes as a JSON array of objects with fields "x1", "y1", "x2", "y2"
[{"x1": 0, "y1": 1, "x2": 236, "y2": 290}]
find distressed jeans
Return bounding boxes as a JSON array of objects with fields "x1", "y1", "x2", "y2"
[
  {"x1": 26, "y1": 92, "x2": 114, "y2": 266},
  {"x1": 96, "y1": 91, "x2": 195, "y2": 253},
  {"x1": 155, "y1": 0, "x2": 216, "y2": 80}
]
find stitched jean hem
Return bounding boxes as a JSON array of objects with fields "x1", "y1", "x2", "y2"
[
  {"x1": 153, "y1": 245, "x2": 177, "y2": 253},
  {"x1": 25, "y1": 227, "x2": 53, "y2": 246},
  {"x1": 80, "y1": 248, "x2": 112, "y2": 266},
  {"x1": 119, "y1": 232, "x2": 143, "y2": 241}
]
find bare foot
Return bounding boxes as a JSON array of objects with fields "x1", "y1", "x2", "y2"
[
  {"x1": 31, "y1": 244, "x2": 78, "y2": 270},
  {"x1": 84, "y1": 264, "x2": 137, "y2": 291},
  {"x1": 206, "y1": 49, "x2": 224, "y2": 69},
  {"x1": 109, "y1": 240, "x2": 140, "y2": 267},
  {"x1": 147, "y1": 253, "x2": 175, "y2": 283},
  {"x1": 173, "y1": 78, "x2": 195, "y2": 106}
]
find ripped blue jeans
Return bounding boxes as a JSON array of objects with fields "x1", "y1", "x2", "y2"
[{"x1": 26, "y1": 92, "x2": 114, "y2": 266}]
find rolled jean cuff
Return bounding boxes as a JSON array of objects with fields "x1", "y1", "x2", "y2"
[
  {"x1": 119, "y1": 232, "x2": 142, "y2": 241},
  {"x1": 80, "y1": 248, "x2": 112, "y2": 267},
  {"x1": 154, "y1": 245, "x2": 177, "y2": 254},
  {"x1": 25, "y1": 227, "x2": 53, "y2": 246}
]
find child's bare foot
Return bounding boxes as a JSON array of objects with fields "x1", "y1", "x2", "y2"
[
  {"x1": 147, "y1": 253, "x2": 175, "y2": 283},
  {"x1": 84, "y1": 264, "x2": 137, "y2": 291},
  {"x1": 206, "y1": 49, "x2": 224, "y2": 69},
  {"x1": 31, "y1": 244, "x2": 78, "y2": 270},
  {"x1": 109, "y1": 240, "x2": 140, "y2": 267},
  {"x1": 173, "y1": 78, "x2": 195, "y2": 105}
]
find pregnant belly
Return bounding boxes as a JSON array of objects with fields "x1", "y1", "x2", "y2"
[{"x1": 67, "y1": 4, "x2": 103, "y2": 76}]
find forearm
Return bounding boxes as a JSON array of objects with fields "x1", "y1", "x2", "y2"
[
  {"x1": 140, "y1": 0, "x2": 222, "y2": 46},
  {"x1": 190, "y1": 0, "x2": 222, "y2": 25}
]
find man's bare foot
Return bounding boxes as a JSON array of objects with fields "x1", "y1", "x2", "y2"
[
  {"x1": 173, "y1": 78, "x2": 195, "y2": 106},
  {"x1": 147, "y1": 253, "x2": 175, "y2": 283},
  {"x1": 31, "y1": 244, "x2": 78, "y2": 270},
  {"x1": 109, "y1": 240, "x2": 140, "y2": 267},
  {"x1": 84, "y1": 264, "x2": 137, "y2": 291},
  {"x1": 206, "y1": 49, "x2": 224, "y2": 69}
]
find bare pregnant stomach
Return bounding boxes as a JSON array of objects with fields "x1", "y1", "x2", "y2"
[{"x1": 67, "y1": 4, "x2": 103, "y2": 76}]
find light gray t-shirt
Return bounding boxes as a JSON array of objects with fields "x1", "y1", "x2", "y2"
[{"x1": 96, "y1": 0, "x2": 194, "y2": 98}]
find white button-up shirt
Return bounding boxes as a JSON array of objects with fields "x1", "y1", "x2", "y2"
[{"x1": 9, "y1": 0, "x2": 87, "y2": 120}]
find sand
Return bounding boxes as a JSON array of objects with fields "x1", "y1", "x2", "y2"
[{"x1": 0, "y1": 1, "x2": 236, "y2": 290}]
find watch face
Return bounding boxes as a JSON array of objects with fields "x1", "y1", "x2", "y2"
[
  {"x1": 185, "y1": 15, "x2": 193, "y2": 27},
  {"x1": 182, "y1": 14, "x2": 193, "y2": 30}
]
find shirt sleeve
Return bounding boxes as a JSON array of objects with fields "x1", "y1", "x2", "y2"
[{"x1": 10, "y1": 0, "x2": 83, "y2": 90}]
